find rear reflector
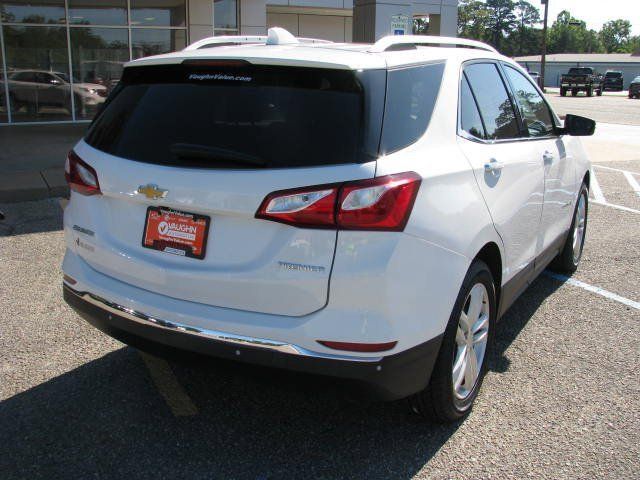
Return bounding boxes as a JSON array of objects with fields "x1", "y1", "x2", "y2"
[
  {"x1": 255, "y1": 172, "x2": 421, "y2": 231},
  {"x1": 317, "y1": 340, "x2": 397, "y2": 353},
  {"x1": 65, "y1": 151, "x2": 101, "y2": 196}
]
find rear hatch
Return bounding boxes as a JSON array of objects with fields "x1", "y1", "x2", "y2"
[
  {"x1": 74, "y1": 60, "x2": 385, "y2": 316},
  {"x1": 605, "y1": 73, "x2": 622, "y2": 84},
  {"x1": 563, "y1": 68, "x2": 592, "y2": 84}
]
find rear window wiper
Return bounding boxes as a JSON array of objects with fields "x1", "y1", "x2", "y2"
[{"x1": 170, "y1": 143, "x2": 267, "y2": 167}]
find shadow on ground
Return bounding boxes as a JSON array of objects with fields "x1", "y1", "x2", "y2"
[
  {"x1": 0, "y1": 275, "x2": 563, "y2": 479},
  {"x1": 0, "y1": 198, "x2": 63, "y2": 236}
]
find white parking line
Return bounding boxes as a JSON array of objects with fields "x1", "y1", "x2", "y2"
[
  {"x1": 623, "y1": 171, "x2": 640, "y2": 197},
  {"x1": 545, "y1": 271, "x2": 640, "y2": 311},
  {"x1": 591, "y1": 200, "x2": 640, "y2": 215},
  {"x1": 589, "y1": 168, "x2": 606, "y2": 203},
  {"x1": 139, "y1": 352, "x2": 199, "y2": 416},
  {"x1": 593, "y1": 164, "x2": 640, "y2": 176},
  {"x1": 588, "y1": 168, "x2": 640, "y2": 214}
]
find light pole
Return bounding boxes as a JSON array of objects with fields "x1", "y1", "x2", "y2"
[{"x1": 540, "y1": 0, "x2": 549, "y2": 91}]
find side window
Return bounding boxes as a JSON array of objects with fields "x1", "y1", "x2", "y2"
[
  {"x1": 464, "y1": 63, "x2": 520, "y2": 140},
  {"x1": 459, "y1": 75, "x2": 486, "y2": 140},
  {"x1": 36, "y1": 73, "x2": 53, "y2": 84},
  {"x1": 380, "y1": 62, "x2": 445, "y2": 153},
  {"x1": 504, "y1": 66, "x2": 555, "y2": 138},
  {"x1": 12, "y1": 72, "x2": 35, "y2": 82}
]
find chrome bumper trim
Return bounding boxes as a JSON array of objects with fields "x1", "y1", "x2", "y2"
[{"x1": 65, "y1": 285, "x2": 383, "y2": 363}]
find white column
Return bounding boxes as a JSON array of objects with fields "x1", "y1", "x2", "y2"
[
  {"x1": 353, "y1": 0, "x2": 412, "y2": 43},
  {"x1": 241, "y1": 0, "x2": 267, "y2": 35},
  {"x1": 353, "y1": 0, "x2": 458, "y2": 43},
  {"x1": 188, "y1": 0, "x2": 214, "y2": 41}
]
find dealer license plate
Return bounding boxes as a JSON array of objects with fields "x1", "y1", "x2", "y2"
[{"x1": 142, "y1": 206, "x2": 210, "y2": 259}]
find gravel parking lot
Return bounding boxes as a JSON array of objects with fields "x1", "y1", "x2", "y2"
[{"x1": 1, "y1": 100, "x2": 639, "y2": 478}]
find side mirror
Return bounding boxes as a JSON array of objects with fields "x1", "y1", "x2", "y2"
[{"x1": 562, "y1": 114, "x2": 596, "y2": 136}]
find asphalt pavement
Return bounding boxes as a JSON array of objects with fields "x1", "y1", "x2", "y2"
[
  {"x1": 546, "y1": 90, "x2": 640, "y2": 126},
  {"x1": 1, "y1": 103, "x2": 639, "y2": 479}
]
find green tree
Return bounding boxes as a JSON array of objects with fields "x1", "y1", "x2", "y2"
[
  {"x1": 413, "y1": 16, "x2": 429, "y2": 35},
  {"x1": 600, "y1": 19, "x2": 632, "y2": 53},
  {"x1": 581, "y1": 29, "x2": 604, "y2": 53},
  {"x1": 547, "y1": 10, "x2": 604, "y2": 54},
  {"x1": 512, "y1": 1, "x2": 540, "y2": 56},
  {"x1": 628, "y1": 36, "x2": 640, "y2": 55},
  {"x1": 485, "y1": 0, "x2": 517, "y2": 50},
  {"x1": 457, "y1": 0, "x2": 491, "y2": 41}
]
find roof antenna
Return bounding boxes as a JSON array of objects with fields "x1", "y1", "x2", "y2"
[{"x1": 266, "y1": 27, "x2": 299, "y2": 46}]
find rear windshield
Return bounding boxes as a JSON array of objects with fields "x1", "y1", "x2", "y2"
[
  {"x1": 568, "y1": 68, "x2": 593, "y2": 75},
  {"x1": 85, "y1": 62, "x2": 385, "y2": 169}
]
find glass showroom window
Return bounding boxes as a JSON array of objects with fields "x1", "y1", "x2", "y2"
[
  {"x1": 0, "y1": 45, "x2": 7, "y2": 122},
  {"x1": 0, "y1": 0, "x2": 187, "y2": 123},
  {"x1": 3, "y1": 25, "x2": 73, "y2": 122},
  {"x1": 1, "y1": 0, "x2": 66, "y2": 24},
  {"x1": 131, "y1": 28, "x2": 185, "y2": 58},
  {"x1": 70, "y1": 27, "x2": 129, "y2": 119},
  {"x1": 130, "y1": 0, "x2": 186, "y2": 26},
  {"x1": 68, "y1": 0, "x2": 128, "y2": 26},
  {"x1": 214, "y1": 0, "x2": 238, "y2": 35}
]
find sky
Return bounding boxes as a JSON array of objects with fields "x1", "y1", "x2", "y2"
[{"x1": 544, "y1": 0, "x2": 640, "y2": 35}]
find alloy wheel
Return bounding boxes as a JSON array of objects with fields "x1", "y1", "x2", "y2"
[
  {"x1": 452, "y1": 283, "x2": 490, "y2": 400},
  {"x1": 572, "y1": 192, "x2": 587, "y2": 264}
]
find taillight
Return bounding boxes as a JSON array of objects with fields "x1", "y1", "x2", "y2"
[
  {"x1": 65, "y1": 151, "x2": 101, "y2": 196},
  {"x1": 337, "y1": 172, "x2": 421, "y2": 231},
  {"x1": 255, "y1": 172, "x2": 421, "y2": 231},
  {"x1": 255, "y1": 185, "x2": 338, "y2": 228}
]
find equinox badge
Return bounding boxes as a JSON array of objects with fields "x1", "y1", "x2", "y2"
[{"x1": 137, "y1": 184, "x2": 168, "y2": 200}]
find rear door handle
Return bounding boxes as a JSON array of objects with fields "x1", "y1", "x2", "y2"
[
  {"x1": 484, "y1": 158, "x2": 504, "y2": 174},
  {"x1": 543, "y1": 151, "x2": 555, "y2": 165}
]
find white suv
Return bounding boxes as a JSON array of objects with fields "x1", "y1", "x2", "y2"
[{"x1": 62, "y1": 28, "x2": 594, "y2": 422}]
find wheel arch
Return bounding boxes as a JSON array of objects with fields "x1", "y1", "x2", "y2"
[
  {"x1": 582, "y1": 169, "x2": 590, "y2": 188},
  {"x1": 473, "y1": 242, "x2": 502, "y2": 310}
]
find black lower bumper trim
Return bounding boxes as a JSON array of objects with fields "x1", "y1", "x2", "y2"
[{"x1": 63, "y1": 284, "x2": 442, "y2": 400}]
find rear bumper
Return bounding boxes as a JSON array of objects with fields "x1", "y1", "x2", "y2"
[{"x1": 63, "y1": 284, "x2": 442, "y2": 400}]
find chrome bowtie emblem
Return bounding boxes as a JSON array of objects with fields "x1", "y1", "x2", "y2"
[{"x1": 137, "y1": 184, "x2": 168, "y2": 200}]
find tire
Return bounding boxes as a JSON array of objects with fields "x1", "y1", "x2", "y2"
[
  {"x1": 8, "y1": 93, "x2": 23, "y2": 112},
  {"x1": 73, "y1": 94, "x2": 84, "y2": 116},
  {"x1": 409, "y1": 260, "x2": 496, "y2": 423},
  {"x1": 597, "y1": 88, "x2": 603, "y2": 96},
  {"x1": 550, "y1": 183, "x2": 588, "y2": 274},
  {"x1": 571, "y1": 89, "x2": 578, "y2": 97},
  {"x1": 560, "y1": 88, "x2": 567, "y2": 97},
  {"x1": 587, "y1": 86, "x2": 593, "y2": 97}
]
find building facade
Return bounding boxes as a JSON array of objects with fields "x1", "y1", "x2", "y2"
[
  {"x1": 0, "y1": 0, "x2": 458, "y2": 125},
  {"x1": 516, "y1": 53, "x2": 640, "y2": 90}
]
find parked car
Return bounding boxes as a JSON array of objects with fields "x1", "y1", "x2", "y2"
[
  {"x1": 629, "y1": 76, "x2": 640, "y2": 99},
  {"x1": 1, "y1": 69, "x2": 107, "y2": 114},
  {"x1": 560, "y1": 67, "x2": 603, "y2": 97},
  {"x1": 62, "y1": 29, "x2": 594, "y2": 423},
  {"x1": 603, "y1": 71, "x2": 624, "y2": 91},
  {"x1": 527, "y1": 71, "x2": 540, "y2": 85}
]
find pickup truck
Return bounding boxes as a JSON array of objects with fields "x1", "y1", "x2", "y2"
[{"x1": 560, "y1": 67, "x2": 604, "y2": 97}]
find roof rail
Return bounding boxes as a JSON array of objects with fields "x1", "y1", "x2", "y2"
[
  {"x1": 369, "y1": 35, "x2": 498, "y2": 54},
  {"x1": 184, "y1": 35, "x2": 266, "y2": 51},
  {"x1": 184, "y1": 28, "x2": 333, "y2": 51}
]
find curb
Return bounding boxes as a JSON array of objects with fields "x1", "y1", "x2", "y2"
[{"x1": 0, "y1": 168, "x2": 69, "y2": 203}]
